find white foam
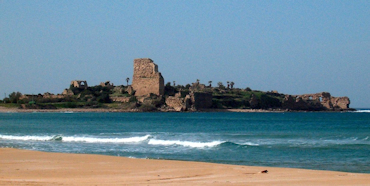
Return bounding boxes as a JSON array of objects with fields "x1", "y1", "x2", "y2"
[
  {"x1": 62, "y1": 135, "x2": 151, "y2": 143},
  {"x1": 0, "y1": 134, "x2": 53, "y2": 141},
  {"x1": 241, "y1": 142, "x2": 260, "y2": 146},
  {"x1": 0, "y1": 134, "x2": 152, "y2": 144},
  {"x1": 148, "y1": 139, "x2": 223, "y2": 148},
  {"x1": 355, "y1": 110, "x2": 370, "y2": 113}
]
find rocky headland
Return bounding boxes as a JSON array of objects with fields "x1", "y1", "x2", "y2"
[{"x1": 1, "y1": 58, "x2": 353, "y2": 112}]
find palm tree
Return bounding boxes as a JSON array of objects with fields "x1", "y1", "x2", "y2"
[
  {"x1": 227, "y1": 81, "x2": 230, "y2": 89},
  {"x1": 208, "y1": 81, "x2": 212, "y2": 87},
  {"x1": 126, "y1": 77, "x2": 130, "y2": 86},
  {"x1": 230, "y1": 81, "x2": 235, "y2": 89},
  {"x1": 196, "y1": 79, "x2": 200, "y2": 84},
  {"x1": 173, "y1": 81, "x2": 176, "y2": 87}
]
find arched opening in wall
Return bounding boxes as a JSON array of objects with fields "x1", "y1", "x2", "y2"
[
  {"x1": 319, "y1": 97, "x2": 323, "y2": 102},
  {"x1": 80, "y1": 82, "x2": 86, "y2": 86},
  {"x1": 309, "y1": 96, "x2": 313, "y2": 100}
]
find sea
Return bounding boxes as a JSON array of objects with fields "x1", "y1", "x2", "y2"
[{"x1": 1, "y1": 110, "x2": 369, "y2": 173}]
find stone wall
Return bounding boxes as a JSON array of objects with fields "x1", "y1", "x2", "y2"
[
  {"x1": 191, "y1": 92, "x2": 213, "y2": 110},
  {"x1": 131, "y1": 58, "x2": 164, "y2": 96}
]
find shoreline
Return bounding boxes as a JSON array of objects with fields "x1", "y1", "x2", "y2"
[
  {"x1": 0, "y1": 106, "x2": 355, "y2": 113},
  {"x1": 1, "y1": 148, "x2": 369, "y2": 185}
]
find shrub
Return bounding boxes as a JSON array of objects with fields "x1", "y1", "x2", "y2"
[
  {"x1": 66, "y1": 102, "x2": 77, "y2": 108},
  {"x1": 129, "y1": 96, "x2": 138, "y2": 103},
  {"x1": 97, "y1": 93, "x2": 111, "y2": 103}
]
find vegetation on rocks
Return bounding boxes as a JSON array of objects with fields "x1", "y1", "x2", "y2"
[{"x1": 2, "y1": 80, "x2": 351, "y2": 112}]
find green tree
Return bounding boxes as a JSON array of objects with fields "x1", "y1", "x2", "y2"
[
  {"x1": 208, "y1": 81, "x2": 212, "y2": 87},
  {"x1": 8, "y1": 92, "x2": 22, "y2": 103}
]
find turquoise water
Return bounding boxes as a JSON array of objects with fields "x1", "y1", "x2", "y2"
[{"x1": 1, "y1": 111, "x2": 369, "y2": 173}]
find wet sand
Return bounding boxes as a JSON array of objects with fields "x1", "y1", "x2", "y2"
[{"x1": 0, "y1": 148, "x2": 369, "y2": 185}]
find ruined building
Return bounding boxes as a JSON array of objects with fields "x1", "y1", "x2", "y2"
[
  {"x1": 282, "y1": 92, "x2": 350, "y2": 111},
  {"x1": 131, "y1": 58, "x2": 164, "y2": 96},
  {"x1": 70, "y1": 80, "x2": 88, "y2": 89}
]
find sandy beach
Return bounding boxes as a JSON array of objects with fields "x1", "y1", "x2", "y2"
[{"x1": 0, "y1": 148, "x2": 369, "y2": 185}]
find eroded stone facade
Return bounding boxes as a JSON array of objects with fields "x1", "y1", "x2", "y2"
[
  {"x1": 131, "y1": 58, "x2": 164, "y2": 96},
  {"x1": 282, "y1": 92, "x2": 350, "y2": 111},
  {"x1": 71, "y1": 80, "x2": 88, "y2": 89}
]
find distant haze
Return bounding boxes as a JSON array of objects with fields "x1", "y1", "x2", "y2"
[{"x1": 1, "y1": 1, "x2": 369, "y2": 108}]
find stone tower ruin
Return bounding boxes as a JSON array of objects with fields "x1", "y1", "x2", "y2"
[{"x1": 131, "y1": 58, "x2": 164, "y2": 96}]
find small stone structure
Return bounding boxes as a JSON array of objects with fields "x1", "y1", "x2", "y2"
[
  {"x1": 165, "y1": 91, "x2": 212, "y2": 111},
  {"x1": 100, "y1": 81, "x2": 114, "y2": 88},
  {"x1": 191, "y1": 92, "x2": 213, "y2": 110},
  {"x1": 131, "y1": 58, "x2": 164, "y2": 96},
  {"x1": 71, "y1": 80, "x2": 88, "y2": 89},
  {"x1": 62, "y1": 89, "x2": 74, "y2": 96}
]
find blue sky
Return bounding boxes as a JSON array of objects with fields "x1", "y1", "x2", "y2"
[{"x1": 1, "y1": 0, "x2": 369, "y2": 108}]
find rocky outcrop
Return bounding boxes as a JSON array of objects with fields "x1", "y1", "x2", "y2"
[
  {"x1": 282, "y1": 92, "x2": 350, "y2": 111},
  {"x1": 331, "y1": 97, "x2": 350, "y2": 110},
  {"x1": 131, "y1": 58, "x2": 164, "y2": 96},
  {"x1": 165, "y1": 96, "x2": 191, "y2": 111}
]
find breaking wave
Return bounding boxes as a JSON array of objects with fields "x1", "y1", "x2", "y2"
[
  {"x1": 1, "y1": 134, "x2": 367, "y2": 149},
  {"x1": 0, "y1": 134, "x2": 56, "y2": 141},
  {"x1": 62, "y1": 135, "x2": 152, "y2": 143},
  {"x1": 0, "y1": 134, "x2": 152, "y2": 144}
]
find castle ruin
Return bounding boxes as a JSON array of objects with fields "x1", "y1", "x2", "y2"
[{"x1": 131, "y1": 58, "x2": 164, "y2": 96}]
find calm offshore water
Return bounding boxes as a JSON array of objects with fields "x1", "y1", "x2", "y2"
[{"x1": 1, "y1": 111, "x2": 369, "y2": 173}]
